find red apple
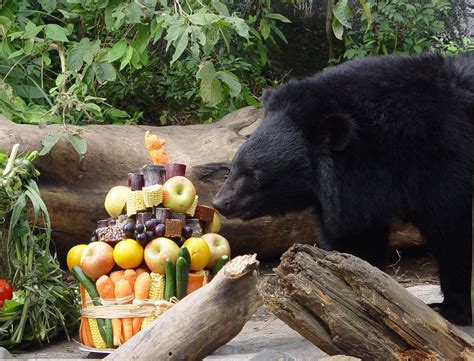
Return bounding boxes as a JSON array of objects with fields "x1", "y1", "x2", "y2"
[
  {"x1": 80, "y1": 242, "x2": 115, "y2": 280},
  {"x1": 144, "y1": 237, "x2": 180, "y2": 274},
  {"x1": 162, "y1": 176, "x2": 196, "y2": 213},
  {"x1": 202, "y1": 233, "x2": 231, "y2": 269}
]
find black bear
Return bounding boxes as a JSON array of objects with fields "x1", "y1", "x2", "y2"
[{"x1": 212, "y1": 53, "x2": 473, "y2": 325}]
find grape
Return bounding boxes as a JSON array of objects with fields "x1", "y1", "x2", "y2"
[
  {"x1": 136, "y1": 233, "x2": 147, "y2": 243},
  {"x1": 145, "y1": 219, "x2": 156, "y2": 232},
  {"x1": 154, "y1": 224, "x2": 165, "y2": 237},
  {"x1": 122, "y1": 223, "x2": 135, "y2": 236},
  {"x1": 182, "y1": 226, "x2": 192, "y2": 239},
  {"x1": 135, "y1": 224, "x2": 145, "y2": 234},
  {"x1": 145, "y1": 231, "x2": 155, "y2": 241}
]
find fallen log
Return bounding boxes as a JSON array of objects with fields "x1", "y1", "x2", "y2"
[
  {"x1": 259, "y1": 243, "x2": 474, "y2": 360},
  {"x1": 105, "y1": 254, "x2": 262, "y2": 361}
]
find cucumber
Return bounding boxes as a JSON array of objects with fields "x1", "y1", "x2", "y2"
[
  {"x1": 72, "y1": 266, "x2": 100, "y2": 306},
  {"x1": 176, "y1": 257, "x2": 189, "y2": 300},
  {"x1": 212, "y1": 255, "x2": 230, "y2": 277},
  {"x1": 72, "y1": 266, "x2": 114, "y2": 348},
  {"x1": 164, "y1": 258, "x2": 176, "y2": 301},
  {"x1": 178, "y1": 246, "x2": 191, "y2": 267}
]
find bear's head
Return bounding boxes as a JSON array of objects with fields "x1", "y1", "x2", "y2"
[{"x1": 213, "y1": 82, "x2": 356, "y2": 221}]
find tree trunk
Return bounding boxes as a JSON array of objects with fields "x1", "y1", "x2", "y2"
[
  {"x1": 105, "y1": 254, "x2": 262, "y2": 360},
  {"x1": 259, "y1": 243, "x2": 474, "y2": 360}
]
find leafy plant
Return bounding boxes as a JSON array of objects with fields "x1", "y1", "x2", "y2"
[
  {"x1": 0, "y1": 1, "x2": 288, "y2": 126},
  {"x1": 0, "y1": 145, "x2": 79, "y2": 347},
  {"x1": 329, "y1": 0, "x2": 472, "y2": 61}
]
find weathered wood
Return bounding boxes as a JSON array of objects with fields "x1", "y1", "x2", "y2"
[
  {"x1": 259, "y1": 243, "x2": 474, "y2": 360},
  {"x1": 105, "y1": 254, "x2": 262, "y2": 361}
]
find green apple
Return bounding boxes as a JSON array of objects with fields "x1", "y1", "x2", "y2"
[
  {"x1": 144, "y1": 237, "x2": 180, "y2": 274},
  {"x1": 202, "y1": 233, "x2": 231, "y2": 269},
  {"x1": 104, "y1": 185, "x2": 131, "y2": 217},
  {"x1": 162, "y1": 176, "x2": 196, "y2": 213},
  {"x1": 203, "y1": 211, "x2": 222, "y2": 234}
]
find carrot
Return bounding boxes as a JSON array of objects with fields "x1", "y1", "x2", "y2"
[
  {"x1": 132, "y1": 272, "x2": 151, "y2": 334},
  {"x1": 135, "y1": 268, "x2": 147, "y2": 276},
  {"x1": 110, "y1": 270, "x2": 125, "y2": 284},
  {"x1": 82, "y1": 318, "x2": 94, "y2": 348},
  {"x1": 187, "y1": 273, "x2": 205, "y2": 295},
  {"x1": 115, "y1": 278, "x2": 134, "y2": 341},
  {"x1": 124, "y1": 269, "x2": 137, "y2": 291},
  {"x1": 96, "y1": 275, "x2": 121, "y2": 347},
  {"x1": 79, "y1": 318, "x2": 84, "y2": 344}
]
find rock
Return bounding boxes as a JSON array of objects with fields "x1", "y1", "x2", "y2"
[{"x1": 319, "y1": 356, "x2": 361, "y2": 361}]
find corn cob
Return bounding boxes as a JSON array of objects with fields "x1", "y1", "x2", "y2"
[
  {"x1": 127, "y1": 190, "x2": 146, "y2": 216},
  {"x1": 185, "y1": 195, "x2": 198, "y2": 217},
  {"x1": 142, "y1": 185, "x2": 163, "y2": 208},
  {"x1": 141, "y1": 273, "x2": 165, "y2": 330},
  {"x1": 88, "y1": 318, "x2": 107, "y2": 349}
]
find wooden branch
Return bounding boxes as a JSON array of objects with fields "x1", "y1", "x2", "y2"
[
  {"x1": 105, "y1": 254, "x2": 262, "y2": 360},
  {"x1": 259, "y1": 244, "x2": 474, "y2": 360}
]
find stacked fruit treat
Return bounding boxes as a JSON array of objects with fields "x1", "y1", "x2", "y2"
[{"x1": 67, "y1": 131, "x2": 231, "y2": 350}]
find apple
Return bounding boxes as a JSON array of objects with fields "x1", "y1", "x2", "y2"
[
  {"x1": 104, "y1": 185, "x2": 131, "y2": 217},
  {"x1": 162, "y1": 176, "x2": 196, "y2": 213},
  {"x1": 144, "y1": 237, "x2": 180, "y2": 274},
  {"x1": 80, "y1": 242, "x2": 115, "y2": 279},
  {"x1": 202, "y1": 233, "x2": 231, "y2": 269},
  {"x1": 203, "y1": 211, "x2": 222, "y2": 234}
]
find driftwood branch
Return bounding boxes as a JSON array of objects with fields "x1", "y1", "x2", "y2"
[
  {"x1": 105, "y1": 254, "x2": 262, "y2": 360},
  {"x1": 259, "y1": 243, "x2": 474, "y2": 360}
]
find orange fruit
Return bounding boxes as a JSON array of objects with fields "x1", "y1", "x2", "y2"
[
  {"x1": 113, "y1": 239, "x2": 144, "y2": 269},
  {"x1": 182, "y1": 237, "x2": 211, "y2": 271},
  {"x1": 66, "y1": 244, "x2": 88, "y2": 272}
]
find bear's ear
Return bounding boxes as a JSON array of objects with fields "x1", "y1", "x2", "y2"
[
  {"x1": 261, "y1": 88, "x2": 275, "y2": 107},
  {"x1": 321, "y1": 113, "x2": 355, "y2": 152}
]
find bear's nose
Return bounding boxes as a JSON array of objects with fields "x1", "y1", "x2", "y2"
[{"x1": 212, "y1": 197, "x2": 229, "y2": 215}]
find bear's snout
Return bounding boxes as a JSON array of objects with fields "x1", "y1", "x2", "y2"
[{"x1": 211, "y1": 196, "x2": 229, "y2": 215}]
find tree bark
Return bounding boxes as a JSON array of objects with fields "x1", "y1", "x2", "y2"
[
  {"x1": 259, "y1": 243, "x2": 474, "y2": 360},
  {"x1": 105, "y1": 254, "x2": 262, "y2": 361}
]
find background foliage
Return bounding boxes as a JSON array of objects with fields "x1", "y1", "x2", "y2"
[{"x1": 0, "y1": 0, "x2": 471, "y2": 147}]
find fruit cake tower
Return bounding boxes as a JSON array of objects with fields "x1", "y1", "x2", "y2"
[{"x1": 68, "y1": 131, "x2": 231, "y2": 350}]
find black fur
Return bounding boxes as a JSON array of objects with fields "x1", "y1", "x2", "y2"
[{"x1": 213, "y1": 53, "x2": 473, "y2": 325}]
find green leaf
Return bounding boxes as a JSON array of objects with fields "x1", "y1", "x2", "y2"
[
  {"x1": 211, "y1": 0, "x2": 230, "y2": 16},
  {"x1": 358, "y1": 0, "x2": 372, "y2": 31},
  {"x1": 271, "y1": 24, "x2": 288, "y2": 44},
  {"x1": 171, "y1": 30, "x2": 189, "y2": 64},
  {"x1": 44, "y1": 24, "x2": 69, "y2": 42},
  {"x1": 55, "y1": 73, "x2": 66, "y2": 87},
  {"x1": 126, "y1": 2, "x2": 143, "y2": 23},
  {"x1": 39, "y1": 131, "x2": 61, "y2": 156},
  {"x1": 228, "y1": 17, "x2": 249, "y2": 38},
  {"x1": 93, "y1": 62, "x2": 116, "y2": 83},
  {"x1": 188, "y1": 13, "x2": 219, "y2": 26},
  {"x1": 333, "y1": 0, "x2": 352, "y2": 29},
  {"x1": 130, "y1": 48, "x2": 142, "y2": 69},
  {"x1": 259, "y1": 18, "x2": 271, "y2": 40},
  {"x1": 119, "y1": 46, "x2": 133, "y2": 70},
  {"x1": 8, "y1": 49, "x2": 24, "y2": 59},
  {"x1": 24, "y1": 22, "x2": 44, "y2": 37},
  {"x1": 196, "y1": 61, "x2": 216, "y2": 81},
  {"x1": 266, "y1": 13, "x2": 291, "y2": 23},
  {"x1": 39, "y1": 0, "x2": 57, "y2": 12},
  {"x1": 216, "y1": 70, "x2": 241, "y2": 97},
  {"x1": 107, "y1": 40, "x2": 127, "y2": 63},
  {"x1": 201, "y1": 77, "x2": 223, "y2": 106},
  {"x1": 332, "y1": 17, "x2": 344, "y2": 40},
  {"x1": 68, "y1": 134, "x2": 87, "y2": 161},
  {"x1": 106, "y1": 108, "x2": 129, "y2": 119}
]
